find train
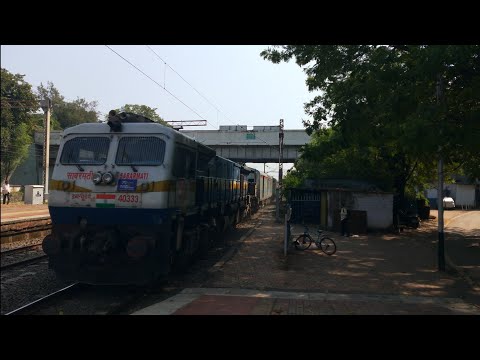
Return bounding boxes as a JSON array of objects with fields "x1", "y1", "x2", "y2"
[{"x1": 42, "y1": 111, "x2": 276, "y2": 284}]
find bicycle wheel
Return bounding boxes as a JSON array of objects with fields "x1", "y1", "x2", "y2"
[
  {"x1": 295, "y1": 234, "x2": 312, "y2": 250},
  {"x1": 318, "y1": 237, "x2": 336, "y2": 255}
]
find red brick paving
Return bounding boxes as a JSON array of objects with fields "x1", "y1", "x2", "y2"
[
  {"x1": 161, "y1": 290, "x2": 468, "y2": 315},
  {"x1": 174, "y1": 295, "x2": 260, "y2": 315},
  {"x1": 203, "y1": 205, "x2": 480, "y2": 309}
]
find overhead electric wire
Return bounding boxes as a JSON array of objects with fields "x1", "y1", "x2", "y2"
[
  {"x1": 146, "y1": 45, "x2": 225, "y2": 127},
  {"x1": 105, "y1": 45, "x2": 217, "y2": 131},
  {"x1": 145, "y1": 45, "x2": 281, "y2": 150}
]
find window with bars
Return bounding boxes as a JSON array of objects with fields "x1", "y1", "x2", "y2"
[
  {"x1": 173, "y1": 146, "x2": 196, "y2": 178},
  {"x1": 60, "y1": 137, "x2": 110, "y2": 165},
  {"x1": 116, "y1": 137, "x2": 166, "y2": 166}
]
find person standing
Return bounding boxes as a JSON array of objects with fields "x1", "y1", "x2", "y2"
[
  {"x1": 2, "y1": 179, "x2": 11, "y2": 205},
  {"x1": 340, "y1": 204, "x2": 350, "y2": 237}
]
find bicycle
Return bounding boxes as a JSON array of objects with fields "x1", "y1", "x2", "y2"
[{"x1": 293, "y1": 225, "x2": 337, "y2": 255}]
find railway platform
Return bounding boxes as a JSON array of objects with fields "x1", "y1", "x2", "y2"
[
  {"x1": 1, "y1": 203, "x2": 50, "y2": 223},
  {"x1": 132, "y1": 206, "x2": 480, "y2": 315},
  {"x1": 1, "y1": 203, "x2": 50, "y2": 246}
]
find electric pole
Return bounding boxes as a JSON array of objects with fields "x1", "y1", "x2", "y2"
[
  {"x1": 279, "y1": 118, "x2": 284, "y2": 187},
  {"x1": 40, "y1": 99, "x2": 52, "y2": 204},
  {"x1": 276, "y1": 119, "x2": 284, "y2": 222},
  {"x1": 437, "y1": 74, "x2": 445, "y2": 271}
]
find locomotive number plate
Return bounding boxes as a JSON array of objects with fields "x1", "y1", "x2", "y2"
[{"x1": 116, "y1": 193, "x2": 142, "y2": 208}]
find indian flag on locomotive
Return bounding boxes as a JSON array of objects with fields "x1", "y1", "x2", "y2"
[{"x1": 96, "y1": 193, "x2": 116, "y2": 208}]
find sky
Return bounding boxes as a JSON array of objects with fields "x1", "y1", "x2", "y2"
[{"x1": 1, "y1": 45, "x2": 317, "y2": 178}]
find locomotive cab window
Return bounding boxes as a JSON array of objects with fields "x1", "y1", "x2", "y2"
[
  {"x1": 116, "y1": 137, "x2": 166, "y2": 165},
  {"x1": 60, "y1": 137, "x2": 110, "y2": 165}
]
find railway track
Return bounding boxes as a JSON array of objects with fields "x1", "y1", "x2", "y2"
[
  {"x1": 1, "y1": 243, "x2": 47, "y2": 270},
  {"x1": 2, "y1": 211, "x2": 262, "y2": 315},
  {"x1": 5, "y1": 283, "x2": 82, "y2": 315},
  {"x1": 4, "y1": 281, "x2": 159, "y2": 315},
  {"x1": 1, "y1": 243, "x2": 42, "y2": 254}
]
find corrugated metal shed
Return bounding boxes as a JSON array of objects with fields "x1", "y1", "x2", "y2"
[{"x1": 288, "y1": 185, "x2": 394, "y2": 232}]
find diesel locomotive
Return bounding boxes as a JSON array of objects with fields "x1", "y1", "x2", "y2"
[{"x1": 42, "y1": 111, "x2": 275, "y2": 284}]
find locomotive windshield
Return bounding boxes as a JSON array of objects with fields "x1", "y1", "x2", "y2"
[
  {"x1": 60, "y1": 137, "x2": 110, "y2": 165},
  {"x1": 115, "y1": 136, "x2": 166, "y2": 165}
]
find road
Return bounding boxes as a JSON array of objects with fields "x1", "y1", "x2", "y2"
[
  {"x1": 435, "y1": 210, "x2": 480, "y2": 286},
  {"x1": 445, "y1": 211, "x2": 480, "y2": 235}
]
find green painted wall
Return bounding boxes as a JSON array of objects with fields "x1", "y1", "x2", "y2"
[{"x1": 9, "y1": 144, "x2": 54, "y2": 186}]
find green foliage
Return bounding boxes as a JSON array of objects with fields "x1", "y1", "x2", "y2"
[
  {"x1": 37, "y1": 82, "x2": 99, "y2": 129},
  {"x1": 54, "y1": 99, "x2": 99, "y2": 129},
  {"x1": 31, "y1": 113, "x2": 62, "y2": 131},
  {"x1": 282, "y1": 168, "x2": 304, "y2": 189},
  {"x1": 262, "y1": 45, "x2": 480, "y2": 197},
  {"x1": 10, "y1": 189, "x2": 24, "y2": 203},
  {"x1": 1, "y1": 68, "x2": 38, "y2": 181},
  {"x1": 108, "y1": 104, "x2": 170, "y2": 127},
  {"x1": 288, "y1": 128, "x2": 398, "y2": 191}
]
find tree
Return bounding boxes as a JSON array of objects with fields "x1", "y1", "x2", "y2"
[
  {"x1": 108, "y1": 104, "x2": 170, "y2": 126},
  {"x1": 30, "y1": 112, "x2": 62, "y2": 131},
  {"x1": 285, "y1": 127, "x2": 445, "y2": 198},
  {"x1": 37, "y1": 82, "x2": 99, "y2": 129},
  {"x1": 262, "y1": 45, "x2": 480, "y2": 199},
  {"x1": 1, "y1": 68, "x2": 38, "y2": 181},
  {"x1": 297, "y1": 128, "x2": 394, "y2": 189}
]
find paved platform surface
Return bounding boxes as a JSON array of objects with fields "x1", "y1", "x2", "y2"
[
  {"x1": 132, "y1": 206, "x2": 479, "y2": 315},
  {"x1": 133, "y1": 288, "x2": 479, "y2": 315},
  {"x1": 1, "y1": 203, "x2": 49, "y2": 224}
]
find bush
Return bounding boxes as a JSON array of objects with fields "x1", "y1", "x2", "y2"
[
  {"x1": 416, "y1": 193, "x2": 429, "y2": 206},
  {"x1": 10, "y1": 190, "x2": 24, "y2": 203}
]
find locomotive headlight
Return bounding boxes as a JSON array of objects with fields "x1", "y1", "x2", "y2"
[
  {"x1": 93, "y1": 172, "x2": 102, "y2": 184},
  {"x1": 102, "y1": 172, "x2": 114, "y2": 184}
]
